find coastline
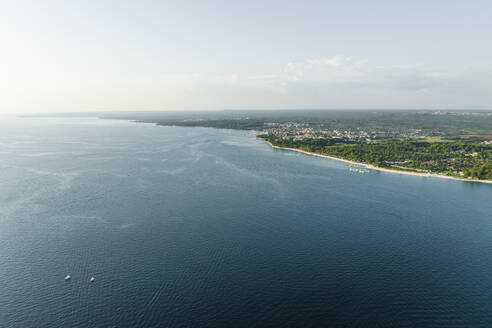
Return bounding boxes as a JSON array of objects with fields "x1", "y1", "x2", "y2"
[
  {"x1": 102, "y1": 118, "x2": 491, "y2": 185},
  {"x1": 263, "y1": 140, "x2": 492, "y2": 185}
]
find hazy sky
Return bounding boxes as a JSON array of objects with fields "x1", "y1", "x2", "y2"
[{"x1": 1, "y1": 0, "x2": 492, "y2": 113}]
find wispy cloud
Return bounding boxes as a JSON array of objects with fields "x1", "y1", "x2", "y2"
[
  {"x1": 2, "y1": 55, "x2": 490, "y2": 112},
  {"x1": 117, "y1": 57, "x2": 492, "y2": 109}
]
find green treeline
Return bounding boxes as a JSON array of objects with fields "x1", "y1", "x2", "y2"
[
  {"x1": 260, "y1": 135, "x2": 492, "y2": 180},
  {"x1": 158, "y1": 119, "x2": 265, "y2": 130}
]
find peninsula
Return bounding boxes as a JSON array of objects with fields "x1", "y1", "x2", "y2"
[{"x1": 98, "y1": 110, "x2": 492, "y2": 183}]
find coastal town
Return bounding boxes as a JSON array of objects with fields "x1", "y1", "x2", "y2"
[{"x1": 263, "y1": 122, "x2": 423, "y2": 142}]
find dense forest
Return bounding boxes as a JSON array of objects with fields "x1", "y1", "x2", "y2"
[
  {"x1": 156, "y1": 119, "x2": 266, "y2": 130},
  {"x1": 260, "y1": 135, "x2": 492, "y2": 180}
]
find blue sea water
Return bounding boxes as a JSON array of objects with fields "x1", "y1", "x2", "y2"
[{"x1": 1, "y1": 117, "x2": 491, "y2": 328}]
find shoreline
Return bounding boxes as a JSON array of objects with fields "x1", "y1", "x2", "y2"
[
  {"x1": 100, "y1": 118, "x2": 491, "y2": 185},
  {"x1": 263, "y1": 140, "x2": 492, "y2": 185}
]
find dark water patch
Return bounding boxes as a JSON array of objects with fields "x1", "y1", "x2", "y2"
[{"x1": 0, "y1": 118, "x2": 491, "y2": 327}]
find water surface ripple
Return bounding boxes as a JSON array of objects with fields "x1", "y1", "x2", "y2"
[{"x1": 1, "y1": 117, "x2": 491, "y2": 327}]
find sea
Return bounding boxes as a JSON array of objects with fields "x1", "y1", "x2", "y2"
[{"x1": 1, "y1": 117, "x2": 491, "y2": 328}]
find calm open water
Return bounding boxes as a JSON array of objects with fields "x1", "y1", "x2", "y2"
[{"x1": 1, "y1": 117, "x2": 492, "y2": 328}]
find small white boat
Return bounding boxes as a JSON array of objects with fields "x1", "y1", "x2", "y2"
[
  {"x1": 90, "y1": 277, "x2": 95, "y2": 282},
  {"x1": 65, "y1": 275, "x2": 71, "y2": 281}
]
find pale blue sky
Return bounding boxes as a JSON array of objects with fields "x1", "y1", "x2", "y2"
[{"x1": 1, "y1": 0, "x2": 491, "y2": 113}]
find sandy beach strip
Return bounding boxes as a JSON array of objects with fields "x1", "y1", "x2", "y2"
[{"x1": 264, "y1": 141, "x2": 492, "y2": 185}]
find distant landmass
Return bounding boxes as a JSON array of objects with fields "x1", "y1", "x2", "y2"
[
  {"x1": 26, "y1": 110, "x2": 492, "y2": 182},
  {"x1": 100, "y1": 110, "x2": 492, "y2": 183}
]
